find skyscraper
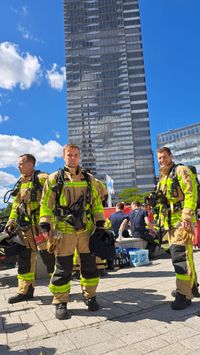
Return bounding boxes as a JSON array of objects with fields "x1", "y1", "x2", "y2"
[
  {"x1": 157, "y1": 123, "x2": 200, "y2": 178},
  {"x1": 64, "y1": 0, "x2": 155, "y2": 196}
]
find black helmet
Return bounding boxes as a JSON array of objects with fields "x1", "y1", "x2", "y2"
[
  {"x1": 89, "y1": 228, "x2": 116, "y2": 260},
  {"x1": 0, "y1": 227, "x2": 25, "y2": 256}
]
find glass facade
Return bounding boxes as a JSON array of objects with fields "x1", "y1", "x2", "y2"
[
  {"x1": 157, "y1": 123, "x2": 200, "y2": 177},
  {"x1": 64, "y1": 0, "x2": 155, "y2": 195}
]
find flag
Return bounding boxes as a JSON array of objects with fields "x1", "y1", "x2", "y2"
[{"x1": 106, "y1": 174, "x2": 114, "y2": 194}]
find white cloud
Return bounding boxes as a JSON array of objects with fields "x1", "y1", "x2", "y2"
[
  {"x1": 46, "y1": 64, "x2": 66, "y2": 91},
  {"x1": 0, "y1": 171, "x2": 17, "y2": 187},
  {"x1": 0, "y1": 42, "x2": 41, "y2": 90},
  {"x1": 0, "y1": 114, "x2": 9, "y2": 123},
  {"x1": 21, "y1": 6, "x2": 28, "y2": 17},
  {"x1": 17, "y1": 24, "x2": 33, "y2": 40},
  {"x1": 0, "y1": 134, "x2": 63, "y2": 168},
  {"x1": 0, "y1": 172, "x2": 17, "y2": 206}
]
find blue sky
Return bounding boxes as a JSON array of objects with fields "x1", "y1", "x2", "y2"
[{"x1": 0, "y1": 0, "x2": 200, "y2": 204}]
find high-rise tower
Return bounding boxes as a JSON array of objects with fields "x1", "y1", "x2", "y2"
[{"x1": 64, "y1": 0, "x2": 155, "y2": 195}]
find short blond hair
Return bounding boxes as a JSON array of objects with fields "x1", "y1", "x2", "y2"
[
  {"x1": 157, "y1": 146, "x2": 171, "y2": 155},
  {"x1": 63, "y1": 143, "x2": 80, "y2": 155}
]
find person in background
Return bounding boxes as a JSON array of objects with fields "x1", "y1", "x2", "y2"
[
  {"x1": 119, "y1": 201, "x2": 157, "y2": 259},
  {"x1": 109, "y1": 202, "x2": 129, "y2": 239}
]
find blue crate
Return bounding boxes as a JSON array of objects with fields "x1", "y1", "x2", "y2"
[{"x1": 129, "y1": 249, "x2": 150, "y2": 267}]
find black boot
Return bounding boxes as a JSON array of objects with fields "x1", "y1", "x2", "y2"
[
  {"x1": 55, "y1": 303, "x2": 69, "y2": 320},
  {"x1": 192, "y1": 283, "x2": 200, "y2": 297},
  {"x1": 8, "y1": 285, "x2": 34, "y2": 304},
  {"x1": 85, "y1": 297, "x2": 100, "y2": 311},
  {"x1": 171, "y1": 292, "x2": 191, "y2": 310}
]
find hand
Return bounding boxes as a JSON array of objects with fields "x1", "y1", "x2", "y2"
[
  {"x1": 41, "y1": 231, "x2": 50, "y2": 239},
  {"x1": 181, "y1": 220, "x2": 192, "y2": 232},
  {"x1": 118, "y1": 230, "x2": 123, "y2": 238},
  {"x1": 5, "y1": 223, "x2": 15, "y2": 235}
]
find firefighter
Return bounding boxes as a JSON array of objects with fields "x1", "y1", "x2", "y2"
[
  {"x1": 156, "y1": 146, "x2": 199, "y2": 310},
  {"x1": 39, "y1": 143, "x2": 105, "y2": 320},
  {"x1": 95, "y1": 178, "x2": 108, "y2": 207},
  {"x1": 5, "y1": 154, "x2": 55, "y2": 304}
]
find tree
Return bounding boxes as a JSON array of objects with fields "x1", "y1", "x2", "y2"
[
  {"x1": 118, "y1": 187, "x2": 150, "y2": 205},
  {"x1": 0, "y1": 203, "x2": 12, "y2": 220}
]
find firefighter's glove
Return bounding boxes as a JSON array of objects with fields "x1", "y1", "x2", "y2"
[
  {"x1": 47, "y1": 239, "x2": 57, "y2": 254},
  {"x1": 40, "y1": 222, "x2": 51, "y2": 233},
  {"x1": 5, "y1": 220, "x2": 16, "y2": 235},
  {"x1": 96, "y1": 220, "x2": 105, "y2": 228}
]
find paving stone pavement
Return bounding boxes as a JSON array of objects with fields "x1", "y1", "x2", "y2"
[{"x1": 1, "y1": 251, "x2": 200, "y2": 354}]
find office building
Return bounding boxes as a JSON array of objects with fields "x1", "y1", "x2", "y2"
[
  {"x1": 157, "y1": 122, "x2": 200, "y2": 177},
  {"x1": 64, "y1": 0, "x2": 155, "y2": 195}
]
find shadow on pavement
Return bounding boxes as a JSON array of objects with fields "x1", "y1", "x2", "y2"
[
  {"x1": 105, "y1": 269, "x2": 174, "y2": 278},
  {"x1": 0, "y1": 345, "x2": 56, "y2": 354},
  {"x1": 0, "y1": 273, "x2": 17, "y2": 287},
  {"x1": 97, "y1": 287, "x2": 200, "y2": 325}
]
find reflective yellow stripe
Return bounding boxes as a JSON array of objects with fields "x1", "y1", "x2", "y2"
[
  {"x1": 176, "y1": 273, "x2": 191, "y2": 281},
  {"x1": 80, "y1": 277, "x2": 99, "y2": 287},
  {"x1": 187, "y1": 243, "x2": 196, "y2": 286},
  {"x1": 93, "y1": 206, "x2": 104, "y2": 213},
  {"x1": 64, "y1": 181, "x2": 87, "y2": 187},
  {"x1": 17, "y1": 272, "x2": 35, "y2": 281},
  {"x1": 49, "y1": 282, "x2": 70, "y2": 294},
  {"x1": 40, "y1": 184, "x2": 55, "y2": 217}
]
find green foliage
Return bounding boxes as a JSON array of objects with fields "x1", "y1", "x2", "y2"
[
  {"x1": 0, "y1": 203, "x2": 12, "y2": 221},
  {"x1": 118, "y1": 187, "x2": 150, "y2": 205}
]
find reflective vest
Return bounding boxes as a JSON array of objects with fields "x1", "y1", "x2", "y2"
[
  {"x1": 8, "y1": 172, "x2": 48, "y2": 227},
  {"x1": 40, "y1": 166, "x2": 105, "y2": 234},
  {"x1": 156, "y1": 164, "x2": 197, "y2": 229}
]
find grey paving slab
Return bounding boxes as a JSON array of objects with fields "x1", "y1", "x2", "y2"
[
  {"x1": 43, "y1": 318, "x2": 67, "y2": 333},
  {"x1": 159, "y1": 325, "x2": 200, "y2": 344},
  {"x1": 82, "y1": 338, "x2": 126, "y2": 355},
  {"x1": 1, "y1": 251, "x2": 200, "y2": 354},
  {"x1": 68, "y1": 326, "x2": 113, "y2": 349},
  {"x1": 180, "y1": 333, "x2": 200, "y2": 352}
]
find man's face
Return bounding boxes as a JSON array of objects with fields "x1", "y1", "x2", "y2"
[
  {"x1": 157, "y1": 151, "x2": 172, "y2": 168},
  {"x1": 63, "y1": 148, "x2": 80, "y2": 168},
  {"x1": 18, "y1": 156, "x2": 34, "y2": 175},
  {"x1": 131, "y1": 203, "x2": 137, "y2": 210}
]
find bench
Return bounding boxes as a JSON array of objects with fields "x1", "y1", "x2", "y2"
[{"x1": 115, "y1": 237, "x2": 147, "y2": 249}]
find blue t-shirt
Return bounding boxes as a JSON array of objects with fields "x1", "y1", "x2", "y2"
[
  {"x1": 129, "y1": 208, "x2": 148, "y2": 234},
  {"x1": 109, "y1": 211, "x2": 129, "y2": 236}
]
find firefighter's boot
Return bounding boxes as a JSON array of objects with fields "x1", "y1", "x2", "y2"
[
  {"x1": 192, "y1": 283, "x2": 200, "y2": 297},
  {"x1": 55, "y1": 303, "x2": 69, "y2": 320},
  {"x1": 8, "y1": 284, "x2": 34, "y2": 304},
  {"x1": 85, "y1": 297, "x2": 99, "y2": 311},
  {"x1": 171, "y1": 292, "x2": 191, "y2": 310}
]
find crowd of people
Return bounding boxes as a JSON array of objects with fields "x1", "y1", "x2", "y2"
[{"x1": 1, "y1": 144, "x2": 200, "y2": 318}]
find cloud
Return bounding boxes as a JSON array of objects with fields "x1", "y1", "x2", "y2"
[
  {"x1": 46, "y1": 64, "x2": 66, "y2": 90},
  {"x1": 0, "y1": 114, "x2": 9, "y2": 123},
  {"x1": 17, "y1": 24, "x2": 33, "y2": 40},
  {"x1": 0, "y1": 171, "x2": 17, "y2": 186},
  {"x1": 21, "y1": 6, "x2": 28, "y2": 17},
  {"x1": 0, "y1": 172, "x2": 18, "y2": 205},
  {"x1": 0, "y1": 42, "x2": 41, "y2": 90},
  {"x1": 0, "y1": 134, "x2": 63, "y2": 168},
  {"x1": 17, "y1": 24, "x2": 43, "y2": 43}
]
